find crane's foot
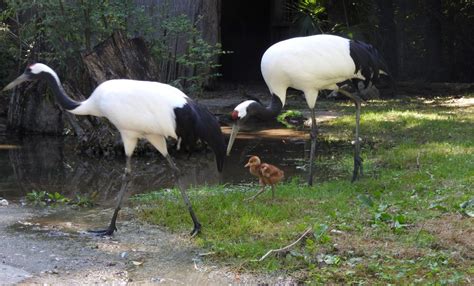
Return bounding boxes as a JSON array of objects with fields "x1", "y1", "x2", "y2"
[
  {"x1": 190, "y1": 222, "x2": 201, "y2": 238},
  {"x1": 351, "y1": 155, "x2": 364, "y2": 182},
  {"x1": 87, "y1": 225, "x2": 117, "y2": 236}
]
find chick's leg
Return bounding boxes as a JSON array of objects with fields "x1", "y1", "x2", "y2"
[{"x1": 245, "y1": 179, "x2": 267, "y2": 201}]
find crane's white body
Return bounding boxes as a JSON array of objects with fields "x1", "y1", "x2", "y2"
[
  {"x1": 261, "y1": 34, "x2": 363, "y2": 109},
  {"x1": 72, "y1": 80, "x2": 188, "y2": 157}
]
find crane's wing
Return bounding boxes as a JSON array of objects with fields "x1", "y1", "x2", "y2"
[
  {"x1": 349, "y1": 40, "x2": 390, "y2": 88},
  {"x1": 174, "y1": 99, "x2": 226, "y2": 172}
]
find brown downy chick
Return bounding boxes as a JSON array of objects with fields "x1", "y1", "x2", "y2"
[{"x1": 244, "y1": 156, "x2": 284, "y2": 200}]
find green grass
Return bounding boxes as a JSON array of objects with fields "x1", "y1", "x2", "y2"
[{"x1": 132, "y1": 95, "x2": 474, "y2": 284}]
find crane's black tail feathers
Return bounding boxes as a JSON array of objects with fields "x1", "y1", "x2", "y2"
[
  {"x1": 174, "y1": 100, "x2": 226, "y2": 172},
  {"x1": 349, "y1": 40, "x2": 390, "y2": 88}
]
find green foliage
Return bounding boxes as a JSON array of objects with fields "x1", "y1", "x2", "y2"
[
  {"x1": 288, "y1": 0, "x2": 376, "y2": 40},
  {"x1": 277, "y1": 110, "x2": 304, "y2": 128},
  {"x1": 1, "y1": 0, "x2": 147, "y2": 75},
  {"x1": 313, "y1": 223, "x2": 330, "y2": 244},
  {"x1": 289, "y1": 0, "x2": 328, "y2": 35},
  {"x1": 73, "y1": 194, "x2": 95, "y2": 208},
  {"x1": 25, "y1": 190, "x2": 94, "y2": 207},
  {"x1": 1, "y1": 1, "x2": 222, "y2": 92},
  {"x1": 46, "y1": 192, "x2": 70, "y2": 204},
  {"x1": 26, "y1": 190, "x2": 48, "y2": 206},
  {"x1": 158, "y1": 15, "x2": 223, "y2": 94},
  {"x1": 458, "y1": 198, "x2": 474, "y2": 217},
  {"x1": 26, "y1": 190, "x2": 69, "y2": 205},
  {"x1": 0, "y1": 11, "x2": 20, "y2": 87}
]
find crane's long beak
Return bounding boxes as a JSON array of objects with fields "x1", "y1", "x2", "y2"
[
  {"x1": 2, "y1": 74, "x2": 30, "y2": 91},
  {"x1": 226, "y1": 123, "x2": 240, "y2": 156}
]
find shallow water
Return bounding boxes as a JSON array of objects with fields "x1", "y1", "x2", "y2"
[
  {"x1": 0, "y1": 126, "x2": 355, "y2": 204},
  {"x1": 0, "y1": 133, "x2": 308, "y2": 203}
]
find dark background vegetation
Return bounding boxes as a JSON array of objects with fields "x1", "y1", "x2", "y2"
[
  {"x1": 1, "y1": 0, "x2": 473, "y2": 86},
  {"x1": 220, "y1": 0, "x2": 473, "y2": 83},
  {"x1": 0, "y1": 0, "x2": 472, "y2": 137}
]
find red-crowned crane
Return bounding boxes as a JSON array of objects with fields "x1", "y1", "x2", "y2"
[
  {"x1": 3, "y1": 63, "x2": 226, "y2": 236},
  {"x1": 226, "y1": 34, "x2": 390, "y2": 186}
]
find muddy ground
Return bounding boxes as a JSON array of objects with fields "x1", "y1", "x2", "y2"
[{"x1": 0, "y1": 203, "x2": 295, "y2": 285}]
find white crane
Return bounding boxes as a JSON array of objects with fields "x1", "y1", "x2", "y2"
[
  {"x1": 226, "y1": 34, "x2": 391, "y2": 185},
  {"x1": 3, "y1": 63, "x2": 226, "y2": 236}
]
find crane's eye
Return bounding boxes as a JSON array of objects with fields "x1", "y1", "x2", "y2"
[
  {"x1": 231, "y1": 111, "x2": 239, "y2": 121},
  {"x1": 25, "y1": 64, "x2": 35, "y2": 73}
]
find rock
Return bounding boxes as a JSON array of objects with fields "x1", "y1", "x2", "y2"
[
  {"x1": 0, "y1": 199, "x2": 9, "y2": 206},
  {"x1": 120, "y1": 252, "x2": 128, "y2": 259}
]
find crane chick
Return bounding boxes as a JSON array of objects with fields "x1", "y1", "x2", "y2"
[{"x1": 244, "y1": 156, "x2": 284, "y2": 201}]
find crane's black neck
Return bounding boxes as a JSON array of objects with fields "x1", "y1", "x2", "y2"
[
  {"x1": 252, "y1": 94, "x2": 283, "y2": 121},
  {"x1": 41, "y1": 72, "x2": 81, "y2": 111}
]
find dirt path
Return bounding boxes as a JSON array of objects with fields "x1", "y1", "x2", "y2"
[{"x1": 0, "y1": 203, "x2": 293, "y2": 285}]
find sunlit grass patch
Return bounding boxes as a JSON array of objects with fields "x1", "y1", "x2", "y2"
[{"x1": 133, "y1": 96, "x2": 473, "y2": 284}]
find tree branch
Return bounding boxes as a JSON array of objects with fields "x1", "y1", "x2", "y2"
[{"x1": 253, "y1": 227, "x2": 313, "y2": 262}]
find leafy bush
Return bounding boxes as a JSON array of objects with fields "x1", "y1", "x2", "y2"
[
  {"x1": 157, "y1": 15, "x2": 222, "y2": 94},
  {"x1": 1, "y1": 1, "x2": 221, "y2": 93}
]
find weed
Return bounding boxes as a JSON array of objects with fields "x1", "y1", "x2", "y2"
[
  {"x1": 25, "y1": 191, "x2": 95, "y2": 208},
  {"x1": 277, "y1": 110, "x2": 305, "y2": 128}
]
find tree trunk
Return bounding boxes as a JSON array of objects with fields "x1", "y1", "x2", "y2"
[
  {"x1": 81, "y1": 30, "x2": 160, "y2": 86},
  {"x1": 375, "y1": 0, "x2": 398, "y2": 77},
  {"x1": 424, "y1": 0, "x2": 443, "y2": 81}
]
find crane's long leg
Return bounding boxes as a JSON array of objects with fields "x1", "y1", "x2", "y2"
[
  {"x1": 147, "y1": 134, "x2": 201, "y2": 237},
  {"x1": 337, "y1": 89, "x2": 363, "y2": 182},
  {"x1": 88, "y1": 156, "x2": 132, "y2": 236},
  {"x1": 174, "y1": 172, "x2": 201, "y2": 237},
  {"x1": 308, "y1": 108, "x2": 318, "y2": 186}
]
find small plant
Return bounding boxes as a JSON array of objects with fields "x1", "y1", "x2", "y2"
[
  {"x1": 277, "y1": 110, "x2": 305, "y2": 128},
  {"x1": 72, "y1": 194, "x2": 95, "y2": 207},
  {"x1": 369, "y1": 203, "x2": 409, "y2": 233},
  {"x1": 46, "y1": 192, "x2": 70, "y2": 204},
  {"x1": 458, "y1": 198, "x2": 474, "y2": 217},
  {"x1": 25, "y1": 191, "x2": 94, "y2": 207},
  {"x1": 26, "y1": 191, "x2": 48, "y2": 206},
  {"x1": 313, "y1": 223, "x2": 331, "y2": 244}
]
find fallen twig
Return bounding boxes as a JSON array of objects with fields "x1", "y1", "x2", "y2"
[
  {"x1": 253, "y1": 227, "x2": 313, "y2": 262},
  {"x1": 416, "y1": 152, "x2": 421, "y2": 170}
]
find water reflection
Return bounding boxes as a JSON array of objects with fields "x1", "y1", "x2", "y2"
[{"x1": 0, "y1": 135, "x2": 310, "y2": 203}]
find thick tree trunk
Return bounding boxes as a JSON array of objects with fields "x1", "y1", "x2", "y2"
[
  {"x1": 7, "y1": 85, "x2": 64, "y2": 135},
  {"x1": 82, "y1": 31, "x2": 160, "y2": 85}
]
